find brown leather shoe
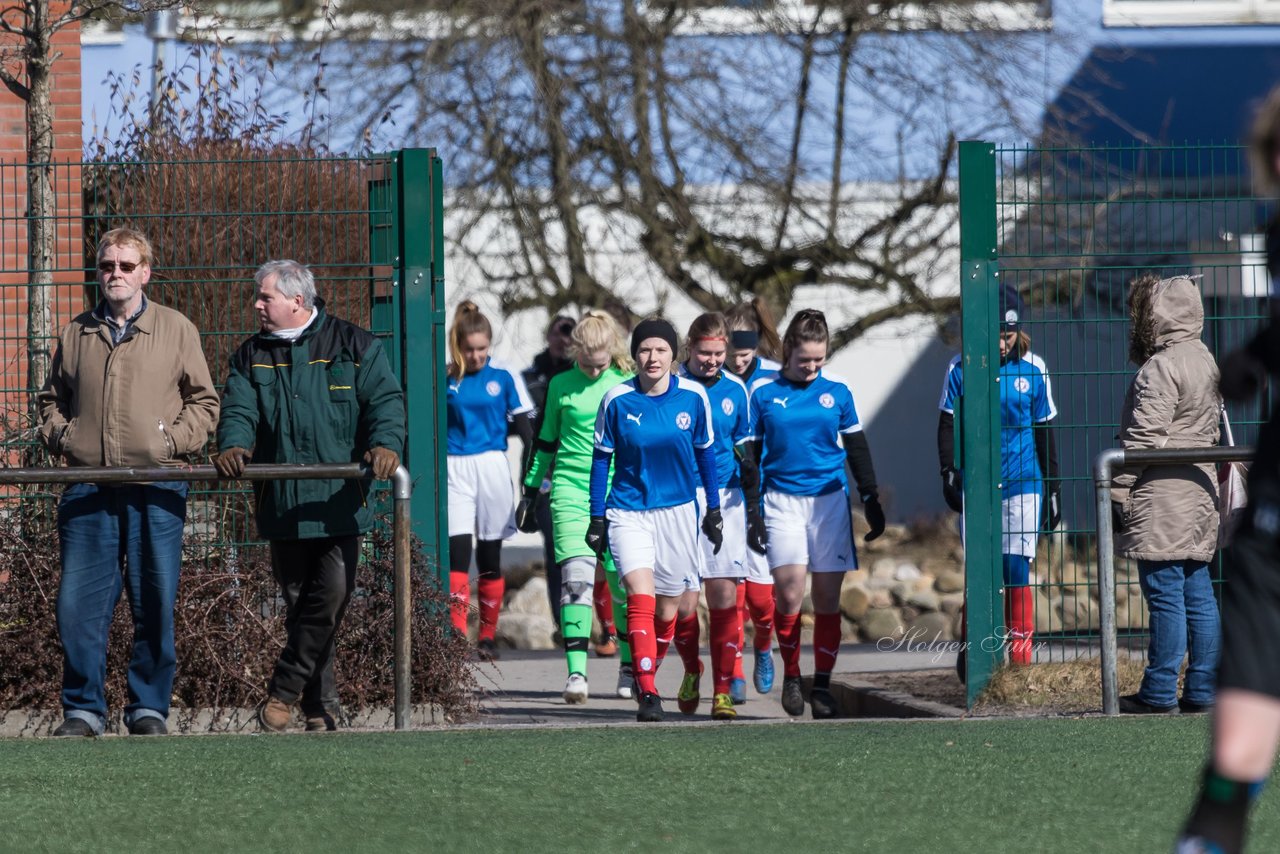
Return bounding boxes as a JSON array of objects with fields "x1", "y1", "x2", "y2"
[
  {"x1": 259, "y1": 696, "x2": 293, "y2": 732},
  {"x1": 304, "y1": 712, "x2": 337, "y2": 732}
]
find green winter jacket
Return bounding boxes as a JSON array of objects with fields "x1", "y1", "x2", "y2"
[{"x1": 216, "y1": 302, "x2": 406, "y2": 540}]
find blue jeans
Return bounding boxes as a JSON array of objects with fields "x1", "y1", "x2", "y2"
[
  {"x1": 1137, "y1": 559, "x2": 1221, "y2": 708},
  {"x1": 57, "y1": 482, "x2": 187, "y2": 732}
]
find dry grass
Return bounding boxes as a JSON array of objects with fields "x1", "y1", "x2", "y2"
[{"x1": 973, "y1": 657, "x2": 1146, "y2": 714}]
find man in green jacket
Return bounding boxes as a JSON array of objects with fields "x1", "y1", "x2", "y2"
[{"x1": 212, "y1": 259, "x2": 405, "y2": 732}]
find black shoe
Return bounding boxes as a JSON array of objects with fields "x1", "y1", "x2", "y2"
[
  {"x1": 781, "y1": 676, "x2": 805, "y2": 717},
  {"x1": 1179, "y1": 697, "x2": 1214, "y2": 715},
  {"x1": 1119, "y1": 693, "x2": 1179, "y2": 715},
  {"x1": 810, "y1": 687, "x2": 839, "y2": 719},
  {"x1": 52, "y1": 718, "x2": 95, "y2": 737},
  {"x1": 127, "y1": 717, "x2": 168, "y2": 736},
  {"x1": 477, "y1": 638, "x2": 500, "y2": 662},
  {"x1": 636, "y1": 692, "x2": 665, "y2": 723}
]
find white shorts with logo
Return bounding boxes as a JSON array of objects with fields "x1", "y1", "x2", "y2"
[
  {"x1": 764, "y1": 489, "x2": 857, "y2": 573},
  {"x1": 606, "y1": 501, "x2": 701, "y2": 597},
  {"x1": 447, "y1": 450, "x2": 517, "y2": 540},
  {"x1": 1001, "y1": 492, "x2": 1041, "y2": 559},
  {"x1": 696, "y1": 487, "x2": 748, "y2": 580}
]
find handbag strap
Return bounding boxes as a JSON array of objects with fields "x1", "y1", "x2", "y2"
[{"x1": 1221, "y1": 405, "x2": 1237, "y2": 448}]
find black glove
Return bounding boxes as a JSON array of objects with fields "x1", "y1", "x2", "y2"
[
  {"x1": 585, "y1": 516, "x2": 608, "y2": 558},
  {"x1": 941, "y1": 467, "x2": 963, "y2": 514},
  {"x1": 862, "y1": 494, "x2": 886, "y2": 542},
  {"x1": 1110, "y1": 500, "x2": 1125, "y2": 534},
  {"x1": 515, "y1": 486, "x2": 539, "y2": 534},
  {"x1": 1042, "y1": 484, "x2": 1062, "y2": 531},
  {"x1": 1220, "y1": 347, "x2": 1266, "y2": 402},
  {"x1": 702, "y1": 508, "x2": 724, "y2": 555},
  {"x1": 746, "y1": 504, "x2": 768, "y2": 555}
]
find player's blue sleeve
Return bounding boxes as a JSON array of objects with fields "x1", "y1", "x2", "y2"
[
  {"x1": 839, "y1": 385, "x2": 860, "y2": 434},
  {"x1": 505, "y1": 366, "x2": 535, "y2": 416},
  {"x1": 589, "y1": 448, "x2": 611, "y2": 517},
  {"x1": 693, "y1": 387, "x2": 714, "y2": 449},
  {"x1": 733, "y1": 387, "x2": 750, "y2": 445},
  {"x1": 1030, "y1": 359, "x2": 1057, "y2": 423},
  {"x1": 594, "y1": 396, "x2": 616, "y2": 453},
  {"x1": 940, "y1": 359, "x2": 962, "y2": 414},
  {"x1": 745, "y1": 386, "x2": 761, "y2": 441},
  {"x1": 695, "y1": 442, "x2": 720, "y2": 510}
]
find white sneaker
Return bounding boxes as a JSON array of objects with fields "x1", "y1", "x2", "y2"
[
  {"x1": 616, "y1": 664, "x2": 634, "y2": 700},
  {"x1": 563, "y1": 673, "x2": 589, "y2": 705}
]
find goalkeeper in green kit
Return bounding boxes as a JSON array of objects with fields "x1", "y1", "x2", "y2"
[{"x1": 517, "y1": 311, "x2": 635, "y2": 703}]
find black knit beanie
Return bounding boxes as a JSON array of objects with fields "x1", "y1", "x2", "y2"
[{"x1": 630, "y1": 318, "x2": 678, "y2": 359}]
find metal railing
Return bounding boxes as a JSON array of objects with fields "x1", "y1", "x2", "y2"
[
  {"x1": 3, "y1": 462, "x2": 414, "y2": 731},
  {"x1": 1093, "y1": 446, "x2": 1251, "y2": 716}
]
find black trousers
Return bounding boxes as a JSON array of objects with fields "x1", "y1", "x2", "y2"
[
  {"x1": 267, "y1": 536, "x2": 359, "y2": 714},
  {"x1": 536, "y1": 493, "x2": 561, "y2": 627}
]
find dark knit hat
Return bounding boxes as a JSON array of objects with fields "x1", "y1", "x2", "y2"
[
  {"x1": 1000, "y1": 283, "x2": 1023, "y2": 331},
  {"x1": 631, "y1": 318, "x2": 679, "y2": 359}
]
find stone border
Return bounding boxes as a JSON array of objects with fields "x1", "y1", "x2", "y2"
[
  {"x1": 0, "y1": 705, "x2": 446, "y2": 737},
  {"x1": 821, "y1": 676, "x2": 965, "y2": 719}
]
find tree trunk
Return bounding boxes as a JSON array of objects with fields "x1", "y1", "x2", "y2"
[{"x1": 25, "y1": 0, "x2": 54, "y2": 412}]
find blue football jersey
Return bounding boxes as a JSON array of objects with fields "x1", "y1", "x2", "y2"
[
  {"x1": 676, "y1": 364, "x2": 751, "y2": 490},
  {"x1": 593, "y1": 376, "x2": 715, "y2": 512},
  {"x1": 748, "y1": 371, "x2": 860, "y2": 497},
  {"x1": 938, "y1": 352, "x2": 1057, "y2": 498},
  {"x1": 446, "y1": 359, "x2": 534, "y2": 455}
]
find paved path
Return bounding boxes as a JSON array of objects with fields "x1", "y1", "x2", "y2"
[{"x1": 471, "y1": 643, "x2": 960, "y2": 727}]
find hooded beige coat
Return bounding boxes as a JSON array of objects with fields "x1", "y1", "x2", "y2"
[{"x1": 1113, "y1": 276, "x2": 1221, "y2": 562}]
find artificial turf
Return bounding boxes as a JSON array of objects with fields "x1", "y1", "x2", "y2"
[{"x1": 0, "y1": 716, "x2": 1273, "y2": 853}]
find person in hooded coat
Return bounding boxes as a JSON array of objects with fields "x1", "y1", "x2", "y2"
[{"x1": 1111, "y1": 274, "x2": 1221, "y2": 716}]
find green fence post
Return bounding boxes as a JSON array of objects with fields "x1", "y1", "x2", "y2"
[
  {"x1": 394, "y1": 148, "x2": 449, "y2": 592},
  {"x1": 958, "y1": 140, "x2": 1003, "y2": 707}
]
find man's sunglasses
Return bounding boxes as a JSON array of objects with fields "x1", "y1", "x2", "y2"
[{"x1": 97, "y1": 261, "x2": 140, "y2": 273}]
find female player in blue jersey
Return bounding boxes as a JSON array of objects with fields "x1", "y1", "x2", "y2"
[
  {"x1": 445, "y1": 300, "x2": 536, "y2": 660},
  {"x1": 725, "y1": 299, "x2": 782, "y2": 700},
  {"x1": 588, "y1": 318, "x2": 723, "y2": 722},
  {"x1": 743, "y1": 309, "x2": 885, "y2": 718},
  {"x1": 937, "y1": 284, "x2": 1059, "y2": 673},
  {"x1": 673, "y1": 312, "x2": 761, "y2": 720}
]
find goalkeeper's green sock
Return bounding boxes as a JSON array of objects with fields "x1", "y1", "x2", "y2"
[
  {"x1": 561, "y1": 602, "x2": 593, "y2": 677},
  {"x1": 1179, "y1": 765, "x2": 1264, "y2": 854}
]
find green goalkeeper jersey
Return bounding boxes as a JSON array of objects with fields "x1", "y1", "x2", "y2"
[{"x1": 524, "y1": 363, "x2": 630, "y2": 492}]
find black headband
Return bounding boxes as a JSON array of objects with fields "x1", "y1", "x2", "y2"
[
  {"x1": 631, "y1": 318, "x2": 679, "y2": 359},
  {"x1": 731, "y1": 330, "x2": 759, "y2": 349}
]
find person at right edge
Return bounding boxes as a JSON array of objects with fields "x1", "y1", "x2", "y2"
[
  {"x1": 1176, "y1": 86, "x2": 1280, "y2": 854},
  {"x1": 212, "y1": 259, "x2": 405, "y2": 733},
  {"x1": 1113, "y1": 274, "x2": 1221, "y2": 717}
]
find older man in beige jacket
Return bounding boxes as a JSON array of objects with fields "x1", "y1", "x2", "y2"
[{"x1": 37, "y1": 227, "x2": 219, "y2": 737}]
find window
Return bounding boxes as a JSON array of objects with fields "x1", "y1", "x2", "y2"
[{"x1": 1104, "y1": 0, "x2": 1280, "y2": 27}]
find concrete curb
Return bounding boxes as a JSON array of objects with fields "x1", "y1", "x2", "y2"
[
  {"x1": 0, "y1": 704, "x2": 446, "y2": 737},
  {"x1": 823, "y1": 676, "x2": 966, "y2": 719}
]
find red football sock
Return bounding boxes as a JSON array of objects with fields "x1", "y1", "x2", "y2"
[
  {"x1": 733, "y1": 584, "x2": 746, "y2": 680},
  {"x1": 674, "y1": 613, "x2": 701, "y2": 674},
  {"x1": 593, "y1": 578, "x2": 617, "y2": 637},
  {"x1": 476, "y1": 577, "x2": 504, "y2": 642},
  {"x1": 710, "y1": 607, "x2": 739, "y2": 695},
  {"x1": 775, "y1": 610, "x2": 803, "y2": 678},
  {"x1": 1007, "y1": 586, "x2": 1035, "y2": 665},
  {"x1": 628, "y1": 594, "x2": 658, "y2": 695},
  {"x1": 745, "y1": 581, "x2": 775, "y2": 651},
  {"x1": 655, "y1": 611, "x2": 676, "y2": 670},
  {"x1": 448, "y1": 571, "x2": 470, "y2": 635},
  {"x1": 813, "y1": 612, "x2": 842, "y2": 675}
]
